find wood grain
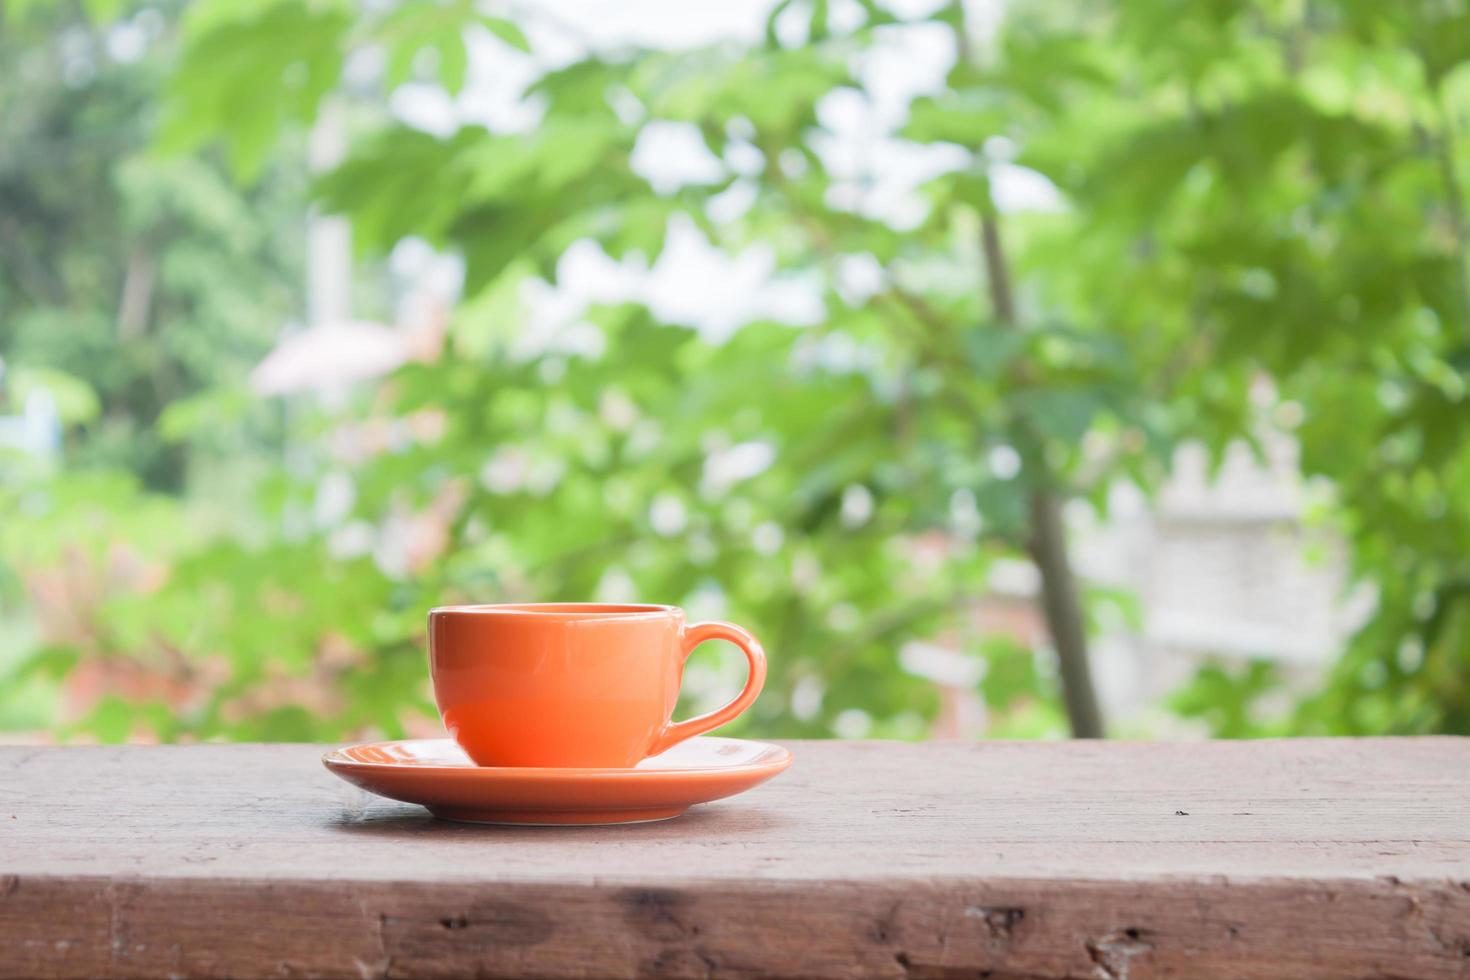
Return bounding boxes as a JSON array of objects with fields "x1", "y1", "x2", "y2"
[{"x1": 2, "y1": 738, "x2": 1468, "y2": 978}]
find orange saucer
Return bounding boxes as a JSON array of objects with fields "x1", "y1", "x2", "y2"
[{"x1": 322, "y1": 736, "x2": 792, "y2": 825}]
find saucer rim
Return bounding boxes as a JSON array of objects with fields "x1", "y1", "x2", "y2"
[{"x1": 322, "y1": 735, "x2": 792, "y2": 779}]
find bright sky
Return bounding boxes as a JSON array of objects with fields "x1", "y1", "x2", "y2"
[{"x1": 381, "y1": 0, "x2": 1058, "y2": 338}]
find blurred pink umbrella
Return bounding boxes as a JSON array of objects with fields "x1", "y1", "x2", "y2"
[{"x1": 249, "y1": 320, "x2": 409, "y2": 397}]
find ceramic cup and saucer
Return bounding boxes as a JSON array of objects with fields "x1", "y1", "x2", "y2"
[{"x1": 324, "y1": 603, "x2": 791, "y2": 825}]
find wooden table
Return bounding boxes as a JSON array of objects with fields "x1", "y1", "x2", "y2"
[{"x1": 1, "y1": 739, "x2": 1468, "y2": 978}]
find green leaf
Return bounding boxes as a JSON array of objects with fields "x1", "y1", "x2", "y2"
[
  {"x1": 6, "y1": 645, "x2": 80, "y2": 683},
  {"x1": 481, "y1": 15, "x2": 530, "y2": 53},
  {"x1": 159, "y1": 1, "x2": 349, "y2": 181},
  {"x1": 979, "y1": 636, "x2": 1044, "y2": 710},
  {"x1": 81, "y1": 0, "x2": 124, "y2": 22},
  {"x1": 157, "y1": 387, "x2": 253, "y2": 443},
  {"x1": 7, "y1": 366, "x2": 100, "y2": 425},
  {"x1": 3, "y1": 0, "x2": 55, "y2": 23},
  {"x1": 1169, "y1": 661, "x2": 1282, "y2": 738},
  {"x1": 1010, "y1": 386, "x2": 1109, "y2": 445},
  {"x1": 376, "y1": 0, "x2": 481, "y2": 93},
  {"x1": 962, "y1": 324, "x2": 1022, "y2": 378},
  {"x1": 764, "y1": 0, "x2": 797, "y2": 47},
  {"x1": 73, "y1": 696, "x2": 139, "y2": 744},
  {"x1": 903, "y1": 92, "x2": 1008, "y2": 149}
]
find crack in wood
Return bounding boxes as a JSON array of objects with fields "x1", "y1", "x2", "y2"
[
  {"x1": 870, "y1": 900, "x2": 903, "y2": 945},
  {"x1": 107, "y1": 883, "x2": 127, "y2": 965},
  {"x1": 966, "y1": 905, "x2": 1025, "y2": 942},
  {"x1": 640, "y1": 945, "x2": 720, "y2": 977},
  {"x1": 622, "y1": 887, "x2": 701, "y2": 942},
  {"x1": 1427, "y1": 926, "x2": 1470, "y2": 959},
  {"x1": 1086, "y1": 929, "x2": 1153, "y2": 980},
  {"x1": 349, "y1": 898, "x2": 392, "y2": 979}
]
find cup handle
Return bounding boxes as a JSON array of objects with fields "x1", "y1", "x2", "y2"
[{"x1": 649, "y1": 621, "x2": 767, "y2": 757}]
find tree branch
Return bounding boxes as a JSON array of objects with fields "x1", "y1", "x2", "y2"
[{"x1": 980, "y1": 210, "x2": 1105, "y2": 739}]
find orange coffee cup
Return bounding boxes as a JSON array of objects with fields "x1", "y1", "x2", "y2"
[{"x1": 428, "y1": 603, "x2": 768, "y2": 768}]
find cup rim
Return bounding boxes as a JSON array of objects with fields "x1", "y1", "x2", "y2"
[{"x1": 429, "y1": 602, "x2": 678, "y2": 621}]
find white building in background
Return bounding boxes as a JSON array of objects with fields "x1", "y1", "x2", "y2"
[
  {"x1": 1080, "y1": 433, "x2": 1372, "y2": 723},
  {"x1": 913, "y1": 427, "x2": 1372, "y2": 738}
]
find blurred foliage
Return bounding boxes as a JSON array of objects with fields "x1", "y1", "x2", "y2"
[
  {"x1": 1027, "y1": 0, "x2": 1470, "y2": 734},
  {"x1": 0, "y1": 2, "x2": 301, "y2": 491},
  {"x1": 2, "y1": 0, "x2": 1468, "y2": 742}
]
